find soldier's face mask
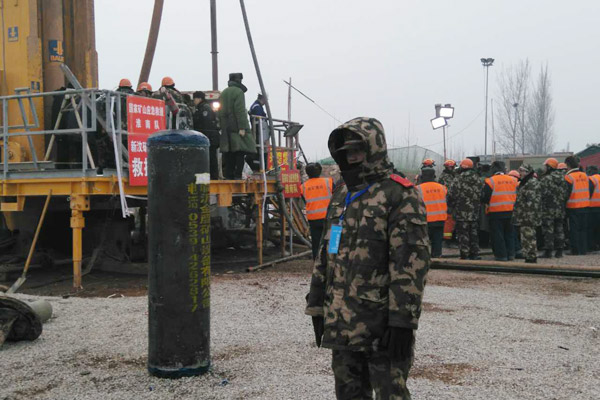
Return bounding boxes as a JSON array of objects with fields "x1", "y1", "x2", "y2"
[{"x1": 346, "y1": 149, "x2": 366, "y2": 165}]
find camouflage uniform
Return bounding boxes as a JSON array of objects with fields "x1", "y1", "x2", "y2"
[
  {"x1": 153, "y1": 87, "x2": 193, "y2": 129},
  {"x1": 306, "y1": 117, "x2": 430, "y2": 400},
  {"x1": 437, "y1": 169, "x2": 456, "y2": 189},
  {"x1": 447, "y1": 168, "x2": 482, "y2": 258},
  {"x1": 513, "y1": 167, "x2": 542, "y2": 261},
  {"x1": 539, "y1": 169, "x2": 568, "y2": 251}
]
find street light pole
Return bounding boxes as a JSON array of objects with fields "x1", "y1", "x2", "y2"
[
  {"x1": 512, "y1": 103, "x2": 518, "y2": 155},
  {"x1": 481, "y1": 58, "x2": 494, "y2": 158}
]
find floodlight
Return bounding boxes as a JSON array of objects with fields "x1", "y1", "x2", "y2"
[
  {"x1": 212, "y1": 101, "x2": 221, "y2": 111},
  {"x1": 284, "y1": 124, "x2": 304, "y2": 137},
  {"x1": 439, "y1": 106, "x2": 454, "y2": 119},
  {"x1": 430, "y1": 116, "x2": 447, "y2": 130}
]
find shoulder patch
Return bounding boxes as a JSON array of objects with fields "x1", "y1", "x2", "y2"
[{"x1": 390, "y1": 174, "x2": 414, "y2": 188}]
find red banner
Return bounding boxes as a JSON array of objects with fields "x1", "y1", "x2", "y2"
[
  {"x1": 280, "y1": 169, "x2": 302, "y2": 198},
  {"x1": 127, "y1": 96, "x2": 166, "y2": 186},
  {"x1": 267, "y1": 146, "x2": 296, "y2": 171}
]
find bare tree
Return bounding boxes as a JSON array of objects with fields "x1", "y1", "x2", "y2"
[
  {"x1": 526, "y1": 64, "x2": 555, "y2": 154},
  {"x1": 495, "y1": 60, "x2": 530, "y2": 155}
]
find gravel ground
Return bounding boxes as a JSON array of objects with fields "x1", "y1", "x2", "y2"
[{"x1": 1, "y1": 265, "x2": 599, "y2": 400}]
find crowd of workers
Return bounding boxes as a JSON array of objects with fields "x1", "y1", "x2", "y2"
[
  {"x1": 415, "y1": 155, "x2": 600, "y2": 263},
  {"x1": 300, "y1": 153, "x2": 600, "y2": 265},
  {"x1": 116, "y1": 73, "x2": 267, "y2": 180}
]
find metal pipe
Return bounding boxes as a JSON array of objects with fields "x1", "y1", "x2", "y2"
[
  {"x1": 247, "y1": 250, "x2": 311, "y2": 272},
  {"x1": 138, "y1": 0, "x2": 164, "y2": 86},
  {"x1": 239, "y1": 0, "x2": 311, "y2": 248},
  {"x1": 210, "y1": 0, "x2": 219, "y2": 91},
  {"x1": 432, "y1": 258, "x2": 600, "y2": 275},
  {"x1": 432, "y1": 263, "x2": 600, "y2": 279}
]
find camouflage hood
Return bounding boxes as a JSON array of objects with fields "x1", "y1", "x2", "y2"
[{"x1": 328, "y1": 117, "x2": 394, "y2": 189}]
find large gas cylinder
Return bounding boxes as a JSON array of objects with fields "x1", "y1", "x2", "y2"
[{"x1": 147, "y1": 130, "x2": 211, "y2": 378}]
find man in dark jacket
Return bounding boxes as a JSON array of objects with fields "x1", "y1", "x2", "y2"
[
  {"x1": 193, "y1": 91, "x2": 220, "y2": 180},
  {"x1": 306, "y1": 117, "x2": 430, "y2": 399},
  {"x1": 218, "y1": 73, "x2": 255, "y2": 179},
  {"x1": 246, "y1": 93, "x2": 268, "y2": 172}
]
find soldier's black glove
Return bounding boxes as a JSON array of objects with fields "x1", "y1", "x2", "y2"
[
  {"x1": 312, "y1": 316, "x2": 324, "y2": 347},
  {"x1": 382, "y1": 327, "x2": 413, "y2": 361}
]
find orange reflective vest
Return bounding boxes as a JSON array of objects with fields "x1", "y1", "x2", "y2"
[
  {"x1": 565, "y1": 171, "x2": 590, "y2": 209},
  {"x1": 591, "y1": 174, "x2": 600, "y2": 208},
  {"x1": 485, "y1": 174, "x2": 517, "y2": 213},
  {"x1": 417, "y1": 182, "x2": 448, "y2": 223},
  {"x1": 301, "y1": 177, "x2": 333, "y2": 220}
]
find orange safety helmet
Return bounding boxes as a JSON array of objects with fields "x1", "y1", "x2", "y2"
[
  {"x1": 137, "y1": 82, "x2": 153, "y2": 92},
  {"x1": 443, "y1": 159, "x2": 456, "y2": 168},
  {"x1": 557, "y1": 162, "x2": 567, "y2": 170},
  {"x1": 460, "y1": 158, "x2": 474, "y2": 169},
  {"x1": 119, "y1": 78, "x2": 132, "y2": 88},
  {"x1": 422, "y1": 158, "x2": 435, "y2": 167},
  {"x1": 543, "y1": 157, "x2": 559, "y2": 169},
  {"x1": 508, "y1": 170, "x2": 520, "y2": 178},
  {"x1": 161, "y1": 76, "x2": 175, "y2": 87}
]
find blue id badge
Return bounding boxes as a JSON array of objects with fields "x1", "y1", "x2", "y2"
[{"x1": 328, "y1": 224, "x2": 343, "y2": 254}]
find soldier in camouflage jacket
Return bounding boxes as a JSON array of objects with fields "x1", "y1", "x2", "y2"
[
  {"x1": 513, "y1": 164, "x2": 542, "y2": 262},
  {"x1": 447, "y1": 159, "x2": 483, "y2": 259},
  {"x1": 539, "y1": 158, "x2": 569, "y2": 258},
  {"x1": 306, "y1": 117, "x2": 430, "y2": 400}
]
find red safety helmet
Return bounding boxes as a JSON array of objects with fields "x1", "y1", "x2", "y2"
[
  {"x1": 161, "y1": 76, "x2": 175, "y2": 87},
  {"x1": 460, "y1": 158, "x2": 474, "y2": 169},
  {"x1": 508, "y1": 170, "x2": 520, "y2": 178},
  {"x1": 137, "y1": 82, "x2": 153, "y2": 92},
  {"x1": 422, "y1": 158, "x2": 435, "y2": 167},
  {"x1": 443, "y1": 159, "x2": 456, "y2": 168},
  {"x1": 119, "y1": 78, "x2": 132, "y2": 88},
  {"x1": 543, "y1": 157, "x2": 559, "y2": 169},
  {"x1": 557, "y1": 162, "x2": 567, "y2": 170}
]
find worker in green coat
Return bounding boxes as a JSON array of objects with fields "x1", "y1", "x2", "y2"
[{"x1": 218, "y1": 73, "x2": 255, "y2": 179}]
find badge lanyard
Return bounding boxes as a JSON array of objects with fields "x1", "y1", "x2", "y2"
[{"x1": 328, "y1": 184, "x2": 372, "y2": 254}]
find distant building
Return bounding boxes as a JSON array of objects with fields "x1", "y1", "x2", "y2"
[{"x1": 577, "y1": 144, "x2": 600, "y2": 168}]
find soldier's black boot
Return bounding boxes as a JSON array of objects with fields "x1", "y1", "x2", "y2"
[
  {"x1": 540, "y1": 249, "x2": 553, "y2": 258},
  {"x1": 469, "y1": 254, "x2": 482, "y2": 260},
  {"x1": 555, "y1": 249, "x2": 563, "y2": 258},
  {"x1": 525, "y1": 257, "x2": 537, "y2": 263}
]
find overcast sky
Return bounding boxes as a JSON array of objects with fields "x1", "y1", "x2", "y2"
[{"x1": 96, "y1": 0, "x2": 600, "y2": 161}]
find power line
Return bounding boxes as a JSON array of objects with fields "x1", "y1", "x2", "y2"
[{"x1": 283, "y1": 80, "x2": 342, "y2": 124}]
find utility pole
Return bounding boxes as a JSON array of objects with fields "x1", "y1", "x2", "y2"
[
  {"x1": 481, "y1": 58, "x2": 494, "y2": 158},
  {"x1": 210, "y1": 0, "x2": 218, "y2": 90}
]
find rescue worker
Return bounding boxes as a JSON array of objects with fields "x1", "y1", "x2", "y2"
[
  {"x1": 306, "y1": 117, "x2": 430, "y2": 400},
  {"x1": 417, "y1": 168, "x2": 447, "y2": 258},
  {"x1": 246, "y1": 93, "x2": 268, "y2": 172},
  {"x1": 508, "y1": 170, "x2": 520, "y2": 179},
  {"x1": 447, "y1": 158, "x2": 482, "y2": 260},
  {"x1": 192, "y1": 91, "x2": 220, "y2": 180},
  {"x1": 154, "y1": 76, "x2": 184, "y2": 104},
  {"x1": 586, "y1": 165, "x2": 600, "y2": 251},
  {"x1": 438, "y1": 160, "x2": 457, "y2": 243},
  {"x1": 482, "y1": 161, "x2": 517, "y2": 261},
  {"x1": 539, "y1": 158, "x2": 568, "y2": 258},
  {"x1": 513, "y1": 164, "x2": 541, "y2": 263},
  {"x1": 218, "y1": 73, "x2": 255, "y2": 180},
  {"x1": 421, "y1": 158, "x2": 436, "y2": 169},
  {"x1": 438, "y1": 160, "x2": 456, "y2": 187},
  {"x1": 301, "y1": 163, "x2": 333, "y2": 259},
  {"x1": 116, "y1": 79, "x2": 134, "y2": 129},
  {"x1": 135, "y1": 82, "x2": 153, "y2": 98},
  {"x1": 564, "y1": 156, "x2": 590, "y2": 255},
  {"x1": 153, "y1": 76, "x2": 192, "y2": 129}
]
